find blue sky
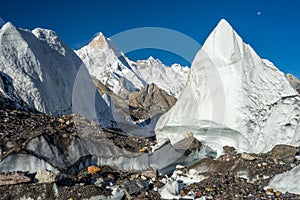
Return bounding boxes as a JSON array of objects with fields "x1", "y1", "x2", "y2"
[{"x1": 1, "y1": 0, "x2": 299, "y2": 77}]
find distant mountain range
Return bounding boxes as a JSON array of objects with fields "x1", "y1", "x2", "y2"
[{"x1": 76, "y1": 33, "x2": 189, "y2": 99}]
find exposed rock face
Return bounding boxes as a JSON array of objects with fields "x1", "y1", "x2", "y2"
[
  {"x1": 0, "y1": 72, "x2": 29, "y2": 110},
  {"x1": 286, "y1": 73, "x2": 300, "y2": 93},
  {"x1": 129, "y1": 83, "x2": 177, "y2": 121}
]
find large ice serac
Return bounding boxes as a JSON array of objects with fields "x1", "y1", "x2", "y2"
[
  {"x1": 76, "y1": 33, "x2": 189, "y2": 99},
  {"x1": 155, "y1": 19, "x2": 299, "y2": 154},
  {"x1": 0, "y1": 22, "x2": 116, "y2": 128}
]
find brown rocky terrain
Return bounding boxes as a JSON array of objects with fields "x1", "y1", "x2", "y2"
[{"x1": 129, "y1": 83, "x2": 177, "y2": 121}]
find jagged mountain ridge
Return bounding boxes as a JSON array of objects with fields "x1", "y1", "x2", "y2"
[{"x1": 76, "y1": 33, "x2": 189, "y2": 99}]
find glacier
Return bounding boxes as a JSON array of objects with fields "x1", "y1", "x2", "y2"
[{"x1": 155, "y1": 19, "x2": 300, "y2": 155}]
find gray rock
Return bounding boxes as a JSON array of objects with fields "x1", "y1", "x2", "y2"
[
  {"x1": 286, "y1": 73, "x2": 300, "y2": 93},
  {"x1": 270, "y1": 145, "x2": 297, "y2": 159},
  {"x1": 35, "y1": 170, "x2": 57, "y2": 183}
]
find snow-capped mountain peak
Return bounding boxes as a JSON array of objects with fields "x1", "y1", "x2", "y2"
[
  {"x1": 146, "y1": 56, "x2": 162, "y2": 64},
  {"x1": 0, "y1": 22, "x2": 117, "y2": 128},
  {"x1": 76, "y1": 33, "x2": 189, "y2": 99},
  {"x1": 32, "y1": 28, "x2": 66, "y2": 56}
]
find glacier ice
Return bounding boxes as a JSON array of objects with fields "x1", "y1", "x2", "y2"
[
  {"x1": 268, "y1": 164, "x2": 300, "y2": 195},
  {"x1": 155, "y1": 19, "x2": 300, "y2": 154}
]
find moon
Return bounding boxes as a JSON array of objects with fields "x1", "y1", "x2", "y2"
[{"x1": 257, "y1": 11, "x2": 262, "y2": 16}]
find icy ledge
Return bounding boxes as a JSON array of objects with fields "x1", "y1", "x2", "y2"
[{"x1": 268, "y1": 164, "x2": 300, "y2": 195}]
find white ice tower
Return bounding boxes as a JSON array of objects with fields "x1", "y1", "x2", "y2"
[{"x1": 155, "y1": 19, "x2": 300, "y2": 154}]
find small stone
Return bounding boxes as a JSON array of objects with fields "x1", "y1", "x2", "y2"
[
  {"x1": 262, "y1": 175, "x2": 270, "y2": 179},
  {"x1": 95, "y1": 178, "x2": 103, "y2": 187},
  {"x1": 65, "y1": 120, "x2": 71, "y2": 125},
  {"x1": 205, "y1": 187, "x2": 214, "y2": 192},
  {"x1": 266, "y1": 191, "x2": 274, "y2": 196},
  {"x1": 141, "y1": 170, "x2": 156, "y2": 179},
  {"x1": 87, "y1": 166, "x2": 101, "y2": 174},
  {"x1": 262, "y1": 162, "x2": 268, "y2": 166},
  {"x1": 180, "y1": 189, "x2": 188, "y2": 196},
  {"x1": 107, "y1": 174, "x2": 114, "y2": 179},
  {"x1": 241, "y1": 153, "x2": 256, "y2": 161},
  {"x1": 291, "y1": 163, "x2": 296, "y2": 168},
  {"x1": 141, "y1": 175, "x2": 147, "y2": 181},
  {"x1": 275, "y1": 191, "x2": 281, "y2": 197},
  {"x1": 223, "y1": 146, "x2": 237, "y2": 154},
  {"x1": 176, "y1": 170, "x2": 183, "y2": 175},
  {"x1": 90, "y1": 121, "x2": 97, "y2": 127},
  {"x1": 176, "y1": 165, "x2": 185, "y2": 170},
  {"x1": 139, "y1": 147, "x2": 147, "y2": 152},
  {"x1": 195, "y1": 191, "x2": 202, "y2": 197},
  {"x1": 35, "y1": 170, "x2": 57, "y2": 183},
  {"x1": 267, "y1": 188, "x2": 273, "y2": 192},
  {"x1": 160, "y1": 178, "x2": 167, "y2": 184},
  {"x1": 129, "y1": 174, "x2": 136, "y2": 180}
]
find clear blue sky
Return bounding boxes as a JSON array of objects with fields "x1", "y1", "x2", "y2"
[{"x1": 1, "y1": 0, "x2": 299, "y2": 77}]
